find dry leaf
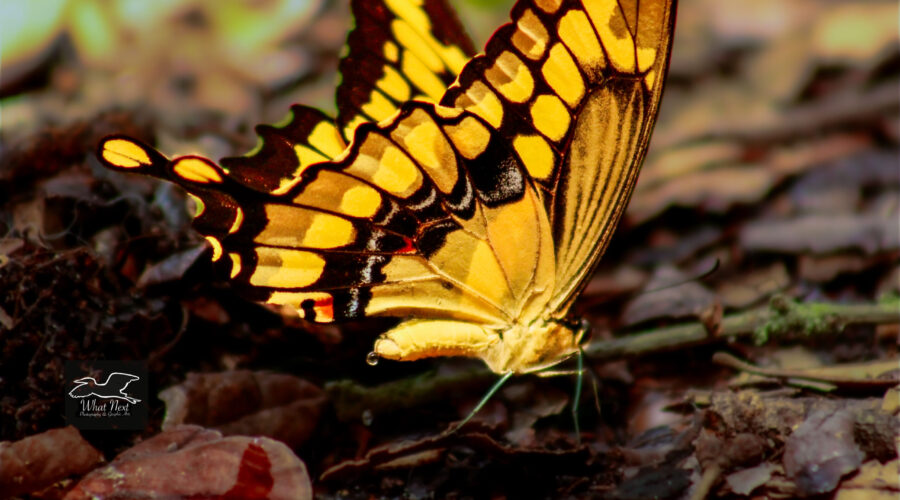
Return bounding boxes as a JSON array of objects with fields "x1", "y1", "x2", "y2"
[
  {"x1": 783, "y1": 409, "x2": 864, "y2": 496},
  {"x1": 0, "y1": 426, "x2": 103, "y2": 498},
  {"x1": 159, "y1": 370, "x2": 326, "y2": 449},
  {"x1": 65, "y1": 425, "x2": 312, "y2": 500}
]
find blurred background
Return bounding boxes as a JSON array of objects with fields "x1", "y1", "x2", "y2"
[{"x1": 0, "y1": 0, "x2": 897, "y2": 496}]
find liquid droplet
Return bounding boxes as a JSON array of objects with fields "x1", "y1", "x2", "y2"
[
  {"x1": 366, "y1": 352, "x2": 379, "y2": 366},
  {"x1": 361, "y1": 409, "x2": 373, "y2": 426}
]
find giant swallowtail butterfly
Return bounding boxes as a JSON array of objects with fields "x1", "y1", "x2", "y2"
[{"x1": 99, "y1": 0, "x2": 677, "y2": 374}]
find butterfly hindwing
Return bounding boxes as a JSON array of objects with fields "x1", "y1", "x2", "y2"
[{"x1": 217, "y1": 105, "x2": 346, "y2": 195}]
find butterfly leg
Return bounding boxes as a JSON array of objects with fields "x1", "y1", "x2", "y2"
[{"x1": 447, "y1": 371, "x2": 514, "y2": 434}]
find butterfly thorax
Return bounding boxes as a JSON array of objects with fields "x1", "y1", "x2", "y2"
[
  {"x1": 373, "y1": 316, "x2": 582, "y2": 374},
  {"x1": 482, "y1": 319, "x2": 583, "y2": 374}
]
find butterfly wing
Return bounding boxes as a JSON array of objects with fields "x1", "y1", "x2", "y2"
[
  {"x1": 209, "y1": 0, "x2": 476, "y2": 196},
  {"x1": 98, "y1": 0, "x2": 677, "y2": 372},
  {"x1": 336, "y1": 0, "x2": 476, "y2": 140},
  {"x1": 100, "y1": 99, "x2": 553, "y2": 331},
  {"x1": 440, "y1": 0, "x2": 677, "y2": 314}
]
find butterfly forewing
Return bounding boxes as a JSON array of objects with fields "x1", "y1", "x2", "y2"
[
  {"x1": 440, "y1": 0, "x2": 676, "y2": 313},
  {"x1": 210, "y1": 0, "x2": 475, "y2": 196},
  {"x1": 337, "y1": 0, "x2": 476, "y2": 141}
]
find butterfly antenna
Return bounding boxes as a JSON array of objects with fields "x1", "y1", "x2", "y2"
[{"x1": 449, "y1": 371, "x2": 514, "y2": 433}]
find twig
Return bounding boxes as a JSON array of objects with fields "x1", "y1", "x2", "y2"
[
  {"x1": 328, "y1": 297, "x2": 899, "y2": 420},
  {"x1": 584, "y1": 295, "x2": 900, "y2": 361},
  {"x1": 712, "y1": 352, "x2": 898, "y2": 390}
]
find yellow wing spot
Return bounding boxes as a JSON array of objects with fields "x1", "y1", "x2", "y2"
[
  {"x1": 383, "y1": 41, "x2": 399, "y2": 63},
  {"x1": 101, "y1": 138, "x2": 151, "y2": 168},
  {"x1": 644, "y1": 69, "x2": 658, "y2": 92},
  {"x1": 392, "y1": 20, "x2": 444, "y2": 73},
  {"x1": 485, "y1": 51, "x2": 534, "y2": 103},
  {"x1": 342, "y1": 116, "x2": 368, "y2": 145},
  {"x1": 373, "y1": 146, "x2": 422, "y2": 196},
  {"x1": 455, "y1": 80, "x2": 504, "y2": 128},
  {"x1": 512, "y1": 8, "x2": 548, "y2": 60},
  {"x1": 434, "y1": 104, "x2": 463, "y2": 119},
  {"x1": 444, "y1": 116, "x2": 491, "y2": 160},
  {"x1": 304, "y1": 213, "x2": 355, "y2": 249},
  {"x1": 255, "y1": 205, "x2": 356, "y2": 249},
  {"x1": 558, "y1": 10, "x2": 605, "y2": 77},
  {"x1": 584, "y1": 0, "x2": 636, "y2": 73},
  {"x1": 377, "y1": 109, "x2": 404, "y2": 129},
  {"x1": 250, "y1": 248, "x2": 325, "y2": 288},
  {"x1": 172, "y1": 158, "x2": 223, "y2": 184},
  {"x1": 384, "y1": 0, "x2": 468, "y2": 74},
  {"x1": 361, "y1": 90, "x2": 399, "y2": 122},
  {"x1": 229, "y1": 206, "x2": 244, "y2": 234},
  {"x1": 307, "y1": 121, "x2": 346, "y2": 158},
  {"x1": 438, "y1": 45, "x2": 469, "y2": 75},
  {"x1": 346, "y1": 135, "x2": 423, "y2": 197},
  {"x1": 206, "y1": 236, "x2": 223, "y2": 262},
  {"x1": 376, "y1": 66, "x2": 412, "y2": 102},
  {"x1": 401, "y1": 51, "x2": 447, "y2": 100},
  {"x1": 638, "y1": 46, "x2": 658, "y2": 73},
  {"x1": 398, "y1": 111, "x2": 457, "y2": 193},
  {"x1": 542, "y1": 43, "x2": 584, "y2": 108},
  {"x1": 339, "y1": 184, "x2": 382, "y2": 218},
  {"x1": 513, "y1": 134, "x2": 555, "y2": 180},
  {"x1": 228, "y1": 253, "x2": 242, "y2": 278},
  {"x1": 534, "y1": 0, "x2": 562, "y2": 14},
  {"x1": 530, "y1": 95, "x2": 570, "y2": 142},
  {"x1": 189, "y1": 194, "x2": 205, "y2": 217},
  {"x1": 294, "y1": 144, "x2": 328, "y2": 173}
]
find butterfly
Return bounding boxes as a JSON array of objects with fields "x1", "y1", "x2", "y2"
[{"x1": 99, "y1": 0, "x2": 677, "y2": 376}]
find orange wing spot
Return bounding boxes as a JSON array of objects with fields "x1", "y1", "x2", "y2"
[{"x1": 313, "y1": 296, "x2": 334, "y2": 322}]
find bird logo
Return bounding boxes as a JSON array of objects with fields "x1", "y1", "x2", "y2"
[{"x1": 68, "y1": 372, "x2": 142, "y2": 405}]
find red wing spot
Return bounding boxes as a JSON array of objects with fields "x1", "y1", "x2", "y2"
[
  {"x1": 398, "y1": 236, "x2": 417, "y2": 254},
  {"x1": 314, "y1": 296, "x2": 334, "y2": 322},
  {"x1": 222, "y1": 442, "x2": 273, "y2": 499}
]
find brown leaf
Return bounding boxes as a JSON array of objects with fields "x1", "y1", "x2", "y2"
[
  {"x1": 621, "y1": 266, "x2": 717, "y2": 326},
  {"x1": 159, "y1": 371, "x2": 326, "y2": 449},
  {"x1": 724, "y1": 462, "x2": 779, "y2": 496},
  {"x1": 0, "y1": 426, "x2": 103, "y2": 498},
  {"x1": 740, "y1": 212, "x2": 900, "y2": 255},
  {"x1": 717, "y1": 262, "x2": 790, "y2": 309},
  {"x1": 783, "y1": 409, "x2": 864, "y2": 496},
  {"x1": 136, "y1": 245, "x2": 207, "y2": 288},
  {"x1": 64, "y1": 425, "x2": 312, "y2": 500}
]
